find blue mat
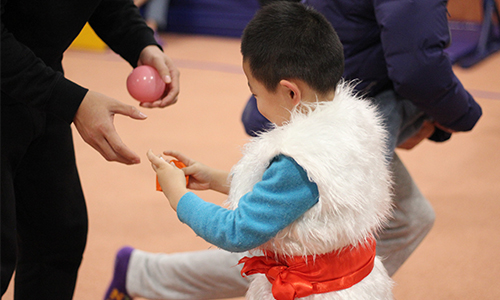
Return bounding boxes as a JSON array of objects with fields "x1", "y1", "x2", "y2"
[{"x1": 166, "y1": 0, "x2": 259, "y2": 37}]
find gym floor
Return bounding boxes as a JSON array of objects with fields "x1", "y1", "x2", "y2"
[{"x1": 4, "y1": 33, "x2": 500, "y2": 299}]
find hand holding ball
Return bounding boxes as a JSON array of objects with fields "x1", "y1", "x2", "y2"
[
  {"x1": 156, "y1": 160, "x2": 189, "y2": 191},
  {"x1": 127, "y1": 65, "x2": 166, "y2": 102}
]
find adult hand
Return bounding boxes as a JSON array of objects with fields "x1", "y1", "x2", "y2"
[
  {"x1": 434, "y1": 122, "x2": 456, "y2": 134},
  {"x1": 74, "y1": 90, "x2": 147, "y2": 165},
  {"x1": 397, "y1": 120, "x2": 436, "y2": 150},
  {"x1": 137, "y1": 45, "x2": 180, "y2": 108}
]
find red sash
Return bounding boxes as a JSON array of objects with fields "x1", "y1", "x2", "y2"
[{"x1": 239, "y1": 238, "x2": 376, "y2": 300}]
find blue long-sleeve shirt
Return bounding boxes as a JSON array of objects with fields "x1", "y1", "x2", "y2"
[{"x1": 177, "y1": 155, "x2": 319, "y2": 252}]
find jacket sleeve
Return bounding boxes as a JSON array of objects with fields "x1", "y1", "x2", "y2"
[
  {"x1": 1, "y1": 12, "x2": 87, "y2": 124},
  {"x1": 89, "y1": 0, "x2": 160, "y2": 67},
  {"x1": 374, "y1": 0, "x2": 481, "y2": 133}
]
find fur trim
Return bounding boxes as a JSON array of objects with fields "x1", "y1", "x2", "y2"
[{"x1": 227, "y1": 81, "x2": 393, "y2": 256}]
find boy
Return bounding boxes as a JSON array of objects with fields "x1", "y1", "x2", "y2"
[{"x1": 106, "y1": 2, "x2": 393, "y2": 299}]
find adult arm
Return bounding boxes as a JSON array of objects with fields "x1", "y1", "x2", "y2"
[
  {"x1": 176, "y1": 155, "x2": 320, "y2": 252},
  {"x1": 1, "y1": 1, "x2": 153, "y2": 164},
  {"x1": 375, "y1": 0, "x2": 482, "y2": 137},
  {"x1": 89, "y1": 0, "x2": 158, "y2": 67},
  {"x1": 1, "y1": 13, "x2": 86, "y2": 123},
  {"x1": 89, "y1": 0, "x2": 180, "y2": 107}
]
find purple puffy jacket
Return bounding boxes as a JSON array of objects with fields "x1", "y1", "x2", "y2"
[{"x1": 304, "y1": 0, "x2": 482, "y2": 135}]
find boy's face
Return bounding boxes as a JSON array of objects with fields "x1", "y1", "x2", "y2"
[{"x1": 243, "y1": 60, "x2": 295, "y2": 126}]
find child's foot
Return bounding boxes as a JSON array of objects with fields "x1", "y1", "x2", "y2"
[{"x1": 103, "y1": 246, "x2": 134, "y2": 300}]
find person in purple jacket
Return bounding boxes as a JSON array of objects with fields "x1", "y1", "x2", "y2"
[
  {"x1": 103, "y1": 0, "x2": 481, "y2": 299},
  {"x1": 1, "y1": 0, "x2": 179, "y2": 298}
]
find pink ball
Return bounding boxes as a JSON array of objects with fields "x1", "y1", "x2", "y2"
[{"x1": 126, "y1": 65, "x2": 166, "y2": 102}]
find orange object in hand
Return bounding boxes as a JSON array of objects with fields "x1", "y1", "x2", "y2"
[{"x1": 156, "y1": 159, "x2": 189, "y2": 191}]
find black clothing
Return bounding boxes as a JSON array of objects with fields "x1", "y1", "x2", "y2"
[{"x1": 1, "y1": 0, "x2": 159, "y2": 296}]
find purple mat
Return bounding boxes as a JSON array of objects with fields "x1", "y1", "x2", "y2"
[
  {"x1": 446, "y1": 0, "x2": 500, "y2": 67},
  {"x1": 445, "y1": 21, "x2": 482, "y2": 64}
]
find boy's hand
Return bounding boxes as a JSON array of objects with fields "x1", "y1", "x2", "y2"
[
  {"x1": 147, "y1": 149, "x2": 187, "y2": 210},
  {"x1": 162, "y1": 150, "x2": 231, "y2": 195},
  {"x1": 162, "y1": 150, "x2": 213, "y2": 191}
]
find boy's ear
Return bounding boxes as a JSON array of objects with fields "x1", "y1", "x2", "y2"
[{"x1": 279, "y1": 79, "x2": 301, "y2": 106}]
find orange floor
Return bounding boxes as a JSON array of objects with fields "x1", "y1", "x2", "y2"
[{"x1": 4, "y1": 33, "x2": 500, "y2": 299}]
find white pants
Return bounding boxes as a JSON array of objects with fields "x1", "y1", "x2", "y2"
[
  {"x1": 127, "y1": 249, "x2": 251, "y2": 299},
  {"x1": 126, "y1": 153, "x2": 435, "y2": 299}
]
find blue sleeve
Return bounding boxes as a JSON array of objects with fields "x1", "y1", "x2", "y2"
[
  {"x1": 374, "y1": 0, "x2": 481, "y2": 132},
  {"x1": 176, "y1": 155, "x2": 319, "y2": 252}
]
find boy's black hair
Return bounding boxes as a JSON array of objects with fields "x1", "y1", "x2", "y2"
[{"x1": 241, "y1": 1, "x2": 344, "y2": 94}]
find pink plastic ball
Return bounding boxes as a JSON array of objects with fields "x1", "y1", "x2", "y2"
[{"x1": 126, "y1": 65, "x2": 166, "y2": 102}]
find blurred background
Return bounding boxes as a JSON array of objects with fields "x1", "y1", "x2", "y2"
[{"x1": 4, "y1": 0, "x2": 500, "y2": 299}]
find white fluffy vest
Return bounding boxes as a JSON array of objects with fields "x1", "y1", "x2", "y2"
[{"x1": 226, "y1": 82, "x2": 393, "y2": 257}]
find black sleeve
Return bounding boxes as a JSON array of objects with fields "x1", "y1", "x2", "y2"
[
  {"x1": 89, "y1": 0, "x2": 161, "y2": 67},
  {"x1": 1, "y1": 10, "x2": 87, "y2": 124}
]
